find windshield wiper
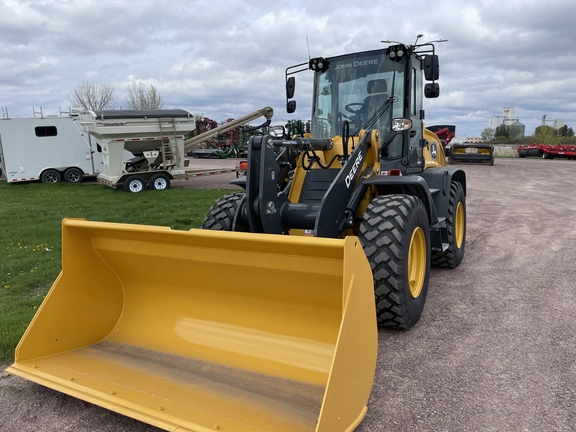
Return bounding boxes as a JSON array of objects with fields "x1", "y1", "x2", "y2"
[{"x1": 352, "y1": 96, "x2": 397, "y2": 136}]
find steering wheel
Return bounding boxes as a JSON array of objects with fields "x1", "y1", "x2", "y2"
[{"x1": 345, "y1": 103, "x2": 365, "y2": 114}]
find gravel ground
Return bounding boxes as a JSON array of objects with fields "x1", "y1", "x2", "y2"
[{"x1": 1, "y1": 157, "x2": 575, "y2": 431}]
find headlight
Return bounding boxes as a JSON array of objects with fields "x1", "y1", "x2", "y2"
[{"x1": 391, "y1": 118, "x2": 412, "y2": 132}]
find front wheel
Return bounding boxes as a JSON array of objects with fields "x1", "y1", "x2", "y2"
[
  {"x1": 123, "y1": 175, "x2": 146, "y2": 193},
  {"x1": 202, "y1": 192, "x2": 246, "y2": 231},
  {"x1": 359, "y1": 195, "x2": 431, "y2": 329},
  {"x1": 41, "y1": 169, "x2": 61, "y2": 184}
]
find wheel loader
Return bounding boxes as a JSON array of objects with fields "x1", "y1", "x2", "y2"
[
  {"x1": 8, "y1": 40, "x2": 465, "y2": 432},
  {"x1": 204, "y1": 42, "x2": 467, "y2": 327}
]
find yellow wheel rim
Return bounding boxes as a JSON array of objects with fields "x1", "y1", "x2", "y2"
[
  {"x1": 455, "y1": 202, "x2": 464, "y2": 249},
  {"x1": 408, "y1": 227, "x2": 426, "y2": 299}
]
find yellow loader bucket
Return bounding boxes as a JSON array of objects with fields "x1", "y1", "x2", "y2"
[{"x1": 8, "y1": 218, "x2": 377, "y2": 432}]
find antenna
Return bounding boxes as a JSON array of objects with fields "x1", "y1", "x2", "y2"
[{"x1": 306, "y1": 35, "x2": 311, "y2": 61}]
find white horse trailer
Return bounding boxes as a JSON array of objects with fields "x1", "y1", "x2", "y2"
[{"x1": 0, "y1": 115, "x2": 101, "y2": 184}]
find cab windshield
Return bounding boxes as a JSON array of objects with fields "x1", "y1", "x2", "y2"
[{"x1": 311, "y1": 50, "x2": 405, "y2": 157}]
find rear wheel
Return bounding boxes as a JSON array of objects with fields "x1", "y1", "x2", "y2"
[
  {"x1": 41, "y1": 169, "x2": 61, "y2": 184},
  {"x1": 359, "y1": 195, "x2": 431, "y2": 329},
  {"x1": 431, "y1": 181, "x2": 466, "y2": 268},
  {"x1": 123, "y1": 175, "x2": 146, "y2": 193},
  {"x1": 202, "y1": 192, "x2": 246, "y2": 231},
  {"x1": 148, "y1": 173, "x2": 171, "y2": 190}
]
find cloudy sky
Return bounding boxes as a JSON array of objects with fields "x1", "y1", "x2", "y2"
[{"x1": 1, "y1": 0, "x2": 575, "y2": 137}]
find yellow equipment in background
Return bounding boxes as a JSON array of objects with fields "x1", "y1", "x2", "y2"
[
  {"x1": 448, "y1": 143, "x2": 495, "y2": 166},
  {"x1": 8, "y1": 219, "x2": 377, "y2": 432}
]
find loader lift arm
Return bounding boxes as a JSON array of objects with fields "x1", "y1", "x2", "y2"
[{"x1": 239, "y1": 132, "x2": 378, "y2": 238}]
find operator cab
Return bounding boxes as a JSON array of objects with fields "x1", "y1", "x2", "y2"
[{"x1": 286, "y1": 43, "x2": 441, "y2": 173}]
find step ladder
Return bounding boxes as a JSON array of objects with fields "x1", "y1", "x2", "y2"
[{"x1": 158, "y1": 117, "x2": 181, "y2": 169}]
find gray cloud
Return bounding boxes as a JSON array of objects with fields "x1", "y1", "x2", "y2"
[{"x1": 1, "y1": 0, "x2": 574, "y2": 137}]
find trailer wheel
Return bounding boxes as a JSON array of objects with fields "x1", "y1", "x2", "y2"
[
  {"x1": 148, "y1": 173, "x2": 171, "y2": 190},
  {"x1": 359, "y1": 195, "x2": 430, "y2": 329},
  {"x1": 202, "y1": 192, "x2": 246, "y2": 231},
  {"x1": 41, "y1": 169, "x2": 61, "y2": 184},
  {"x1": 123, "y1": 175, "x2": 146, "y2": 193},
  {"x1": 64, "y1": 168, "x2": 84, "y2": 183},
  {"x1": 431, "y1": 181, "x2": 466, "y2": 269}
]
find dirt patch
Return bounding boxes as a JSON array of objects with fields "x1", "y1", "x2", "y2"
[{"x1": 2, "y1": 158, "x2": 576, "y2": 431}]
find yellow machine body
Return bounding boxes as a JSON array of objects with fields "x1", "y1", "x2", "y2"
[
  {"x1": 285, "y1": 128, "x2": 444, "y2": 238},
  {"x1": 8, "y1": 218, "x2": 377, "y2": 432},
  {"x1": 422, "y1": 127, "x2": 447, "y2": 169}
]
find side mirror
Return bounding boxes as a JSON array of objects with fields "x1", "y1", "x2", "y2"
[
  {"x1": 423, "y1": 55, "x2": 439, "y2": 81},
  {"x1": 286, "y1": 76, "x2": 296, "y2": 113},
  {"x1": 425, "y1": 83, "x2": 440, "y2": 98},
  {"x1": 286, "y1": 77, "x2": 295, "y2": 100}
]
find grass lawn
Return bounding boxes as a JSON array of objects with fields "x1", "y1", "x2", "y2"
[{"x1": 0, "y1": 179, "x2": 234, "y2": 362}]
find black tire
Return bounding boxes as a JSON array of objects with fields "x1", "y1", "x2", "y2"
[
  {"x1": 123, "y1": 175, "x2": 146, "y2": 193},
  {"x1": 528, "y1": 148, "x2": 540, "y2": 157},
  {"x1": 359, "y1": 195, "x2": 431, "y2": 329},
  {"x1": 518, "y1": 149, "x2": 527, "y2": 158},
  {"x1": 64, "y1": 167, "x2": 84, "y2": 183},
  {"x1": 41, "y1": 169, "x2": 61, "y2": 184},
  {"x1": 431, "y1": 181, "x2": 466, "y2": 268},
  {"x1": 202, "y1": 192, "x2": 246, "y2": 231},
  {"x1": 148, "y1": 173, "x2": 171, "y2": 190}
]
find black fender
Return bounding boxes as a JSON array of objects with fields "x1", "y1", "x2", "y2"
[
  {"x1": 418, "y1": 167, "x2": 466, "y2": 220},
  {"x1": 360, "y1": 175, "x2": 439, "y2": 226},
  {"x1": 360, "y1": 168, "x2": 465, "y2": 252}
]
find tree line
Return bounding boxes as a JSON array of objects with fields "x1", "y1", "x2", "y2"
[
  {"x1": 481, "y1": 124, "x2": 575, "y2": 145},
  {"x1": 68, "y1": 81, "x2": 164, "y2": 111}
]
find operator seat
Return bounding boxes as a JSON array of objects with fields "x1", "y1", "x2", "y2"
[{"x1": 362, "y1": 78, "x2": 389, "y2": 120}]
